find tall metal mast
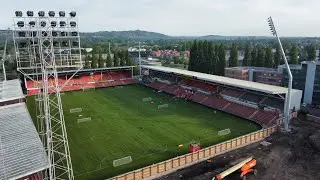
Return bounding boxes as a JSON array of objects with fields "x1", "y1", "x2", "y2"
[
  {"x1": 267, "y1": 16, "x2": 292, "y2": 131},
  {"x1": 13, "y1": 10, "x2": 83, "y2": 179}
]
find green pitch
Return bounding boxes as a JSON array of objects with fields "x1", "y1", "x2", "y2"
[{"x1": 26, "y1": 84, "x2": 260, "y2": 179}]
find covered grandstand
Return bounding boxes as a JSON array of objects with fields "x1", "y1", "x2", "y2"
[
  {"x1": 24, "y1": 66, "x2": 136, "y2": 95},
  {"x1": 0, "y1": 80, "x2": 48, "y2": 180},
  {"x1": 141, "y1": 65, "x2": 302, "y2": 127},
  {"x1": 0, "y1": 79, "x2": 25, "y2": 106}
]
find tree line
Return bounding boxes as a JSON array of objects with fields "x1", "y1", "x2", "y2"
[
  {"x1": 188, "y1": 40, "x2": 226, "y2": 76},
  {"x1": 188, "y1": 40, "x2": 317, "y2": 75},
  {"x1": 84, "y1": 46, "x2": 135, "y2": 69}
]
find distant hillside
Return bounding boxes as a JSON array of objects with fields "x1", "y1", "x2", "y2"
[{"x1": 81, "y1": 30, "x2": 170, "y2": 40}]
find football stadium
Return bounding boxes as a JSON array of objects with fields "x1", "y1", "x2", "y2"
[
  {"x1": 0, "y1": 10, "x2": 303, "y2": 180},
  {"x1": 1, "y1": 65, "x2": 302, "y2": 179}
]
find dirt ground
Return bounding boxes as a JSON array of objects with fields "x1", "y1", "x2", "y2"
[{"x1": 157, "y1": 115, "x2": 320, "y2": 180}]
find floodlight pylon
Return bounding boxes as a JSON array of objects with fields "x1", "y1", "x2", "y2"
[
  {"x1": 267, "y1": 16, "x2": 292, "y2": 132},
  {"x1": 13, "y1": 11, "x2": 83, "y2": 180}
]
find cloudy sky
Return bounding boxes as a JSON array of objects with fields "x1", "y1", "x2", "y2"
[{"x1": 1, "y1": 0, "x2": 319, "y2": 36}]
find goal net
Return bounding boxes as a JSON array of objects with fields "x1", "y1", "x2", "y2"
[
  {"x1": 70, "y1": 108, "x2": 82, "y2": 113},
  {"x1": 142, "y1": 97, "x2": 152, "y2": 102},
  {"x1": 158, "y1": 104, "x2": 169, "y2": 109},
  {"x1": 113, "y1": 156, "x2": 132, "y2": 167},
  {"x1": 218, "y1": 128, "x2": 231, "y2": 136},
  {"x1": 77, "y1": 117, "x2": 91, "y2": 123}
]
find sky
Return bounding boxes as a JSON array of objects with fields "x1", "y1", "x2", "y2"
[{"x1": 1, "y1": 0, "x2": 319, "y2": 37}]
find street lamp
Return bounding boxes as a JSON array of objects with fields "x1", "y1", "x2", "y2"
[{"x1": 267, "y1": 16, "x2": 292, "y2": 132}]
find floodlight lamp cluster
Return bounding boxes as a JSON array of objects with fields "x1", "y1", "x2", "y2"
[
  {"x1": 267, "y1": 17, "x2": 276, "y2": 36},
  {"x1": 15, "y1": 10, "x2": 76, "y2": 18}
]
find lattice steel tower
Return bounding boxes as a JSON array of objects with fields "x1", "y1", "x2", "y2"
[{"x1": 13, "y1": 10, "x2": 83, "y2": 179}]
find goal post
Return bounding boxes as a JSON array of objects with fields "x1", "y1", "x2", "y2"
[
  {"x1": 113, "y1": 156, "x2": 132, "y2": 167},
  {"x1": 218, "y1": 128, "x2": 231, "y2": 136}
]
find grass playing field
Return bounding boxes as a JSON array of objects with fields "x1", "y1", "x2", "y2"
[{"x1": 26, "y1": 84, "x2": 261, "y2": 179}]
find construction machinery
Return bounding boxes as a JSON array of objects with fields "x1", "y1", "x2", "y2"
[{"x1": 212, "y1": 157, "x2": 257, "y2": 180}]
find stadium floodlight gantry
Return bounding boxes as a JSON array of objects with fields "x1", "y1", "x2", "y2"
[{"x1": 13, "y1": 10, "x2": 83, "y2": 180}]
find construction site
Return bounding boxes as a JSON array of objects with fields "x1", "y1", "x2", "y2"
[{"x1": 158, "y1": 115, "x2": 320, "y2": 180}]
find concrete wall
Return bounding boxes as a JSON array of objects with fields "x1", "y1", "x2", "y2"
[{"x1": 303, "y1": 63, "x2": 316, "y2": 104}]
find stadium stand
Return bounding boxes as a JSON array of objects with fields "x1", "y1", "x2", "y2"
[
  {"x1": 240, "y1": 92, "x2": 265, "y2": 104},
  {"x1": 25, "y1": 68, "x2": 136, "y2": 95},
  {"x1": 0, "y1": 103, "x2": 49, "y2": 180},
  {"x1": 0, "y1": 79, "x2": 25, "y2": 106},
  {"x1": 142, "y1": 66, "x2": 291, "y2": 127}
]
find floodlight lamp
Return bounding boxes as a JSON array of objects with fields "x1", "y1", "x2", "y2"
[
  {"x1": 38, "y1": 11, "x2": 45, "y2": 17},
  {"x1": 48, "y1": 11, "x2": 55, "y2": 17},
  {"x1": 72, "y1": 41, "x2": 79, "y2": 46},
  {"x1": 59, "y1": 11, "x2": 66, "y2": 17},
  {"x1": 19, "y1": 42, "x2": 27, "y2": 48},
  {"x1": 15, "y1": 11, "x2": 22, "y2": 17},
  {"x1": 51, "y1": 21, "x2": 57, "y2": 27},
  {"x1": 62, "y1": 41, "x2": 68, "y2": 46},
  {"x1": 70, "y1": 21, "x2": 76, "y2": 27},
  {"x1": 42, "y1": 31, "x2": 48, "y2": 37},
  {"x1": 40, "y1": 21, "x2": 46, "y2": 27},
  {"x1": 52, "y1": 31, "x2": 58, "y2": 37},
  {"x1": 70, "y1": 11, "x2": 76, "y2": 17},
  {"x1": 71, "y1": 31, "x2": 78, "y2": 36},
  {"x1": 60, "y1": 21, "x2": 66, "y2": 27},
  {"x1": 17, "y1": 21, "x2": 24, "y2": 27},
  {"x1": 30, "y1": 40, "x2": 37, "y2": 45},
  {"x1": 32, "y1": 31, "x2": 37, "y2": 37},
  {"x1": 29, "y1": 21, "x2": 36, "y2": 26},
  {"x1": 27, "y1": 11, "x2": 34, "y2": 17},
  {"x1": 18, "y1": 31, "x2": 26, "y2": 37}
]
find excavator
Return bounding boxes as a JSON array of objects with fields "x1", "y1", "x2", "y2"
[{"x1": 212, "y1": 157, "x2": 257, "y2": 180}]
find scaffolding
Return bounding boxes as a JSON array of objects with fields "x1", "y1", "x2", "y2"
[{"x1": 13, "y1": 10, "x2": 83, "y2": 180}]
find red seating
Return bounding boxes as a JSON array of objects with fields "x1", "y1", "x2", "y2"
[
  {"x1": 251, "y1": 110, "x2": 279, "y2": 125},
  {"x1": 26, "y1": 70, "x2": 134, "y2": 95},
  {"x1": 224, "y1": 103, "x2": 256, "y2": 118},
  {"x1": 190, "y1": 93, "x2": 208, "y2": 103}
]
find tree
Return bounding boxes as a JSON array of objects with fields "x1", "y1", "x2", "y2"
[
  {"x1": 106, "y1": 54, "x2": 113, "y2": 67},
  {"x1": 84, "y1": 55, "x2": 90, "y2": 68},
  {"x1": 207, "y1": 42, "x2": 215, "y2": 74},
  {"x1": 125, "y1": 51, "x2": 133, "y2": 66},
  {"x1": 113, "y1": 52, "x2": 119, "y2": 67},
  {"x1": 306, "y1": 44, "x2": 316, "y2": 61},
  {"x1": 229, "y1": 43, "x2": 238, "y2": 67},
  {"x1": 250, "y1": 47, "x2": 257, "y2": 66},
  {"x1": 197, "y1": 41, "x2": 205, "y2": 73},
  {"x1": 188, "y1": 40, "x2": 198, "y2": 71},
  {"x1": 290, "y1": 45, "x2": 298, "y2": 64},
  {"x1": 91, "y1": 50, "x2": 98, "y2": 68},
  {"x1": 120, "y1": 51, "x2": 126, "y2": 66},
  {"x1": 98, "y1": 51, "x2": 104, "y2": 68},
  {"x1": 274, "y1": 45, "x2": 281, "y2": 67},
  {"x1": 242, "y1": 44, "x2": 251, "y2": 66},
  {"x1": 265, "y1": 46, "x2": 274, "y2": 67},
  {"x1": 217, "y1": 44, "x2": 226, "y2": 76},
  {"x1": 256, "y1": 46, "x2": 265, "y2": 67}
]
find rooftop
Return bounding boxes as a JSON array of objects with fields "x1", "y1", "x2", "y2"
[
  {"x1": 142, "y1": 65, "x2": 299, "y2": 94},
  {"x1": 0, "y1": 103, "x2": 49, "y2": 179},
  {"x1": 226, "y1": 66, "x2": 279, "y2": 72},
  {"x1": 0, "y1": 79, "x2": 24, "y2": 102}
]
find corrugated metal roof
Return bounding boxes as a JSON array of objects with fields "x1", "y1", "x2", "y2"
[
  {"x1": 142, "y1": 65, "x2": 300, "y2": 94},
  {"x1": 0, "y1": 103, "x2": 48, "y2": 180},
  {"x1": 0, "y1": 79, "x2": 24, "y2": 102}
]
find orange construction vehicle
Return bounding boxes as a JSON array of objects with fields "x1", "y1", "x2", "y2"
[{"x1": 212, "y1": 157, "x2": 257, "y2": 180}]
